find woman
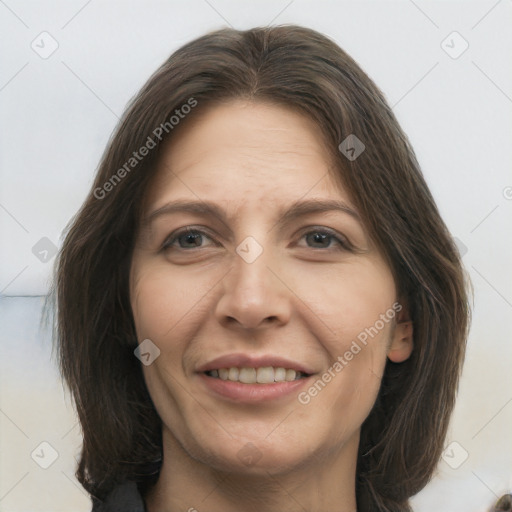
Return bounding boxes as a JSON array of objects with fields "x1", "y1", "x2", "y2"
[{"x1": 54, "y1": 25, "x2": 470, "y2": 511}]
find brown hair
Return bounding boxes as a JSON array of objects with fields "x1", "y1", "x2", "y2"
[
  {"x1": 52, "y1": 25, "x2": 470, "y2": 511},
  {"x1": 495, "y1": 495, "x2": 512, "y2": 511}
]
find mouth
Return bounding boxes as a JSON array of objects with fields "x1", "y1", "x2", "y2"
[
  {"x1": 197, "y1": 354, "x2": 315, "y2": 402},
  {"x1": 204, "y1": 366, "x2": 310, "y2": 383},
  {"x1": 198, "y1": 359, "x2": 314, "y2": 402}
]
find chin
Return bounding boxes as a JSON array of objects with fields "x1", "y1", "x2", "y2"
[{"x1": 184, "y1": 433, "x2": 316, "y2": 477}]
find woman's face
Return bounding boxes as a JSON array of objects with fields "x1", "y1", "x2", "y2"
[{"x1": 130, "y1": 100, "x2": 412, "y2": 475}]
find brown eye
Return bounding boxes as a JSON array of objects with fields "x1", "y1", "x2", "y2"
[
  {"x1": 305, "y1": 231, "x2": 334, "y2": 248},
  {"x1": 300, "y1": 228, "x2": 350, "y2": 250},
  {"x1": 177, "y1": 232, "x2": 204, "y2": 248},
  {"x1": 162, "y1": 228, "x2": 214, "y2": 250}
]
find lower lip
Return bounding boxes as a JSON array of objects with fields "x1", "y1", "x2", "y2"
[{"x1": 198, "y1": 373, "x2": 312, "y2": 403}]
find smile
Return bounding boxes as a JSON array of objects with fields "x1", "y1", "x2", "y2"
[
  {"x1": 197, "y1": 354, "x2": 315, "y2": 402},
  {"x1": 205, "y1": 366, "x2": 309, "y2": 384},
  {"x1": 200, "y1": 369, "x2": 313, "y2": 403}
]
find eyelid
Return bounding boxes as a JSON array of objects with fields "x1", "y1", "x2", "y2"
[
  {"x1": 161, "y1": 226, "x2": 217, "y2": 250},
  {"x1": 294, "y1": 225, "x2": 353, "y2": 250},
  {"x1": 161, "y1": 225, "x2": 356, "y2": 252}
]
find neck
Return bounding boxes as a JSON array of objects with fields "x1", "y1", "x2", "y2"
[{"x1": 145, "y1": 428, "x2": 359, "y2": 512}]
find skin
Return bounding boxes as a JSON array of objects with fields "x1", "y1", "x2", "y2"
[{"x1": 130, "y1": 100, "x2": 413, "y2": 512}]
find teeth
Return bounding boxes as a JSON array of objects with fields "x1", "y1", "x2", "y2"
[
  {"x1": 285, "y1": 369, "x2": 297, "y2": 381},
  {"x1": 256, "y1": 367, "x2": 274, "y2": 384},
  {"x1": 228, "y1": 367, "x2": 239, "y2": 381},
  {"x1": 274, "y1": 367, "x2": 286, "y2": 381},
  {"x1": 239, "y1": 367, "x2": 257, "y2": 383},
  {"x1": 206, "y1": 366, "x2": 307, "y2": 383}
]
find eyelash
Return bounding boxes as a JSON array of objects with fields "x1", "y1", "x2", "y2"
[{"x1": 161, "y1": 226, "x2": 352, "y2": 252}]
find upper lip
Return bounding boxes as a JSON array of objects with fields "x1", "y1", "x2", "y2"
[{"x1": 196, "y1": 353, "x2": 315, "y2": 375}]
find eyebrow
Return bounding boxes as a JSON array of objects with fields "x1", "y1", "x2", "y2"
[{"x1": 143, "y1": 198, "x2": 361, "y2": 230}]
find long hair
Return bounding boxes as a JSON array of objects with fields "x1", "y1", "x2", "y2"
[{"x1": 53, "y1": 25, "x2": 470, "y2": 510}]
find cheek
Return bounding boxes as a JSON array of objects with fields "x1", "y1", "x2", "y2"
[
  {"x1": 292, "y1": 259, "x2": 395, "y2": 424},
  {"x1": 296, "y1": 323, "x2": 392, "y2": 444},
  {"x1": 130, "y1": 261, "x2": 216, "y2": 432},
  {"x1": 294, "y1": 257, "x2": 396, "y2": 346},
  {"x1": 130, "y1": 260, "x2": 215, "y2": 342}
]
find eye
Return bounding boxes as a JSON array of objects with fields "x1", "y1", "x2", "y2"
[
  {"x1": 162, "y1": 228, "x2": 215, "y2": 250},
  {"x1": 299, "y1": 228, "x2": 351, "y2": 250},
  {"x1": 162, "y1": 226, "x2": 352, "y2": 252}
]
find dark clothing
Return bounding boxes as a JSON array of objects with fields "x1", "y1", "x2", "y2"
[{"x1": 91, "y1": 480, "x2": 146, "y2": 512}]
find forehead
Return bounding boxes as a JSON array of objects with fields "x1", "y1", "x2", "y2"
[{"x1": 144, "y1": 99, "x2": 350, "y2": 211}]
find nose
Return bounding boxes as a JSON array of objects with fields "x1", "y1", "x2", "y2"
[{"x1": 214, "y1": 245, "x2": 292, "y2": 331}]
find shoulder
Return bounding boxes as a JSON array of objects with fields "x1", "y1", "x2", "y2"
[{"x1": 91, "y1": 480, "x2": 146, "y2": 512}]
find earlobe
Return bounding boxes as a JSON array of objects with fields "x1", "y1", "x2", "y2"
[{"x1": 388, "y1": 321, "x2": 414, "y2": 363}]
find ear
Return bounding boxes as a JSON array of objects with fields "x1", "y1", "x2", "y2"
[
  {"x1": 387, "y1": 305, "x2": 414, "y2": 363},
  {"x1": 388, "y1": 321, "x2": 413, "y2": 362}
]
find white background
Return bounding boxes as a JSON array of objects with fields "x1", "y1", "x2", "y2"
[{"x1": 0, "y1": 1, "x2": 511, "y2": 511}]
